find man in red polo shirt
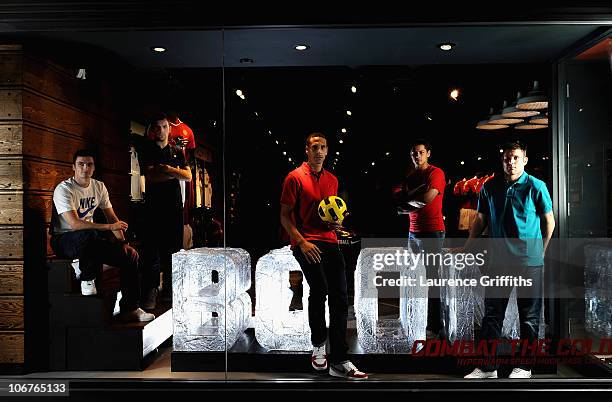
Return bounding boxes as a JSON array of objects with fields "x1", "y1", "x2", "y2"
[
  {"x1": 280, "y1": 132, "x2": 368, "y2": 380},
  {"x1": 394, "y1": 139, "x2": 446, "y2": 339}
]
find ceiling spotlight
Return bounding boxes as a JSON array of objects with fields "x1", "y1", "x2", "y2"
[
  {"x1": 426, "y1": 115, "x2": 432, "y2": 121},
  {"x1": 460, "y1": 161, "x2": 465, "y2": 165},
  {"x1": 254, "y1": 112, "x2": 258, "y2": 116},
  {"x1": 500, "y1": 149, "x2": 504, "y2": 153},
  {"x1": 236, "y1": 89, "x2": 243, "y2": 97},
  {"x1": 336, "y1": 151, "x2": 340, "y2": 155},
  {"x1": 346, "y1": 110, "x2": 352, "y2": 116},
  {"x1": 438, "y1": 42, "x2": 455, "y2": 51},
  {"x1": 386, "y1": 152, "x2": 390, "y2": 156},
  {"x1": 151, "y1": 46, "x2": 166, "y2": 53},
  {"x1": 268, "y1": 130, "x2": 272, "y2": 135},
  {"x1": 371, "y1": 162, "x2": 375, "y2": 166},
  {"x1": 450, "y1": 88, "x2": 460, "y2": 101},
  {"x1": 294, "y1": 44, "x2": 309, "y2": 51},
  {"x1": 477, "y1": 157, "x2": 482, "y2": 161},
  {"x1": 341, "y1": 128, "x2": 347, "y2": 133},
  {"x1": 275, "y1": 140, "x2": 279, "y2": 145},
  {"x1": 351, "y1": 85, "x2": 357, "y2": 93},
  {"x1": 282, "y1": 151, "x2": 287, "y2": 155},
  {"x1": 339, "y1": 140, "x2": 344, "y2": 144},
  {"x1": 288, "y1": 157, "x2": 292, "y2": 162}
]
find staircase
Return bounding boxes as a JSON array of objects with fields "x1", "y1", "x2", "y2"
[{"x1": 47, "y1": 260, "x2": 172, "y2": 370}]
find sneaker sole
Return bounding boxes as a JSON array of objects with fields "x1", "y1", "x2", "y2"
[{"x1": 312, "y1": 363, "x2": 328, "y2": 371}]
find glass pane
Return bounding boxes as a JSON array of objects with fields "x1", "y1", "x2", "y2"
[
  {"x1": 563, "y1": 35, "x2": 612, "y2": 374},
  {"x1": 221, "y1": 25, "x2": 609, "y2": 381}
]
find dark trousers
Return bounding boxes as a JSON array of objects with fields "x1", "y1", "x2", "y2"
[
  {"x1": 51, "y1": 230, "x2": 140, "y2": 312},
  {"x1": 409, "y1": 230, "x2": 445, "y2": 335},
  {"x1": 293, "y1": 241, "x2": 349, "y2": 364},
  {"x1": 141, "y1": 204, "x2": 183, "y2": 292},
  {"x1": 479, "y1": 265, "x2": 543, "y2": 371}
]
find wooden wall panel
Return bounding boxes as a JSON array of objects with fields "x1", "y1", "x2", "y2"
[
  {"x1": 0, "y1": 49, "x2": 22, "y2": 87},
  {"x1": 0, "y1": 125, "x2": 22, "y2": 155},
  {"x1": 0, "y1": 333, "x2": 24, "y2": 364},
  {"x1": 0, "y1": 265, "x2": 23, "y2": 294},
  {"x1": 22, "y1": 56, "x2": 116, "y2": 121},
  {"x1": 0, "y1": 192, "x2": 23, "y2": 224},
  {"x1": 22, "y1": 159, "x2": 69, "y2": 192},
  {"x1": 0, "y1": 228, "x2": 23, "y2": 260},
  {"x1": 0, "y1": 90, "x2": 22, "y2": 120},
  {"x1": 0, "y1": 159, "x2": 22, "y2": 191},
  {"x1": 22, "y1": 124, "x2": 129, "y2": 171},
  {"x1": 21, "y1": 91, "x2": 121, "y2": 147},
  {"x1": 0, "y1": 297, "x2": 24, "y2": 330}
]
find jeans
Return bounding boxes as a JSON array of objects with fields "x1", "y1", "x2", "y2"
[
  {"x1": 409, "y1": 231, "x2": 445, "y2": 335},
  {"x1": 51, "y1": 230, "x2": 140, "y2": 312},
  {"x1": 293, "y1": 241, "x2": 349, "y2": 364},
  {"x1": 479, "y1": 265, "x2": 543, "y2": 371}
]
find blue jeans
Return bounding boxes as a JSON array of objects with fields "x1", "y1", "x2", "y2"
[{"x1": 409, "y1": 231, "x2": 445, "y2": 334}]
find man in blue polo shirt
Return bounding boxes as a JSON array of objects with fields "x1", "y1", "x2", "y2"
[{"x1": 462, "y1": 141, "x2": 555, "y2": 379}]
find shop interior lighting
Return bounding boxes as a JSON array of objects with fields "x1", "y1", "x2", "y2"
[
  {"x1": 488, "y1": 101, "x2": 524, "y2": 125},
  {"x1": 438, "y1": 43, "x2": 455, "y2": 51},
  {"x1": 450, "y1": 88, "x2": 460, "y2": 101},
  {"x1": 530, "y1": 112, "x2": 548, "y2": 125},
  {"x1": 517, "y1": 81, "x2": 548, "y2": 110},
  {"x1": 515, "y1": 123, "x2": 548, "y2": 130}
]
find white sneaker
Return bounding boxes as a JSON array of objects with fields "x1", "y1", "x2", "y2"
[
  {"x1": 509, "y1": 368, "x2": 532, "y2": 378},
  {"x1": 311, "y1": 345, "x2": 327, "y2": 371},
  {"x1": 464, "y1": 368, "x2": 498, "y2": 379},
  {"x1": 329, "y1": 361, "x2": 368, "y2": 380},
  {"x1": 118, "y1": 308, "x2": 155, "y2": 323},
  {"x1": 80, "y1": 279, "x2": 97, "y2": 296}
]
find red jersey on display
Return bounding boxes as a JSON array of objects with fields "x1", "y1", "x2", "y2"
[
  {"x1": 169, "y1": 119, "x2": 196, "y2": 150},
  {"x1": 147, "y1": 119, "x2": 196, "y2": 150},
  {"x1": 405, "y1": 165, "x2": 446, "y2": 233},
  {"x1": 280, "y1": 162, "x2": 338, "y2": 247}
]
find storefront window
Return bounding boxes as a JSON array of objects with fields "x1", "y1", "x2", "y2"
[{"x1": 1, "y1": 19, "x2": 611, "y2": 389}]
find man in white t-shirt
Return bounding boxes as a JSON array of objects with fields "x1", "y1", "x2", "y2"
[{"x1": 51, "y1": 149, "x2": 154, "y2": 322}]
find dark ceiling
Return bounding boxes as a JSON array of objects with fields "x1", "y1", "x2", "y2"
[{"x1": 18, "y1": 25, "x2": 602, "y2": 69}]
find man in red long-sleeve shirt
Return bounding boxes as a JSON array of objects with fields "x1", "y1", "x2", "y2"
[{"x1": 394, "y1": 139, "x2": 446, "y2": 339}]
